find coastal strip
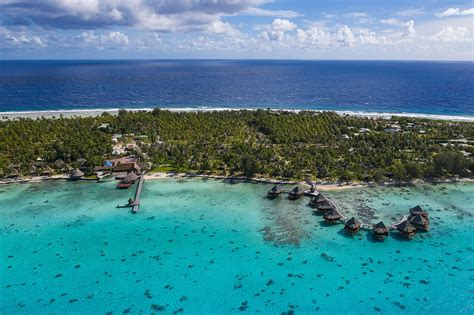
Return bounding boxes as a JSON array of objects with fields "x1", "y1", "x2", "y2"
[{"x1": 2, "y1": 107, "x2": 474, "y2": 122}]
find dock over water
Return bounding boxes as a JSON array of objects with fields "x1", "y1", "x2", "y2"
[{"x1": 131, "y1": 175, "x2": 145, "y2": 214}]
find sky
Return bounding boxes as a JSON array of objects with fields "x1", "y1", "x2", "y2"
[{"x1": 0, "y1": 0, "x2": 473, "y2": 60}]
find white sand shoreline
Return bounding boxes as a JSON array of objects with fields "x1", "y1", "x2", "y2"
[
  {"x1": 2, "y1": 172, "x2": 472, "y2": 191},
  {"x1": 1, "y1": 107, "x2": 474, "y2": 122}
]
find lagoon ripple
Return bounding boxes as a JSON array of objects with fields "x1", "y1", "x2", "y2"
[{"x1": 1, "y1": 179, "x2": 473, "y2": 314}]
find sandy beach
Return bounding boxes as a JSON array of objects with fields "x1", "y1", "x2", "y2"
[{"x1": 2, "y1": 107, "x2": 474, "y2": 122}]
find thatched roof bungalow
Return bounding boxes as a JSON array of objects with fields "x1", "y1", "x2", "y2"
[
  {"x1": 267, "y1": 185, "x2": 283, "y2": 199},
  {"x1": 69, "y1": 168, "x2": 84, "y2": 180},
  {"x1": 410, "y1": 205, "x2": 429, "y2": 219},
  {"x1": 309, "y1": 194, "x2": 326, "y2": 208},
  {"x1": 7, "y1": 168, "x2": 19, "y2": 178},
  {"x1": 41, "y1": 166, "x2": 54, "y2": 176},
  {"x1": 373, "y1": 222, "x2": 389, "y2": 240},
  {"x1": 396, "y1": 220, "x2": 416, "y2": 239},
  {"x1": 315, "y1": 200, "x2": 334, "y2": 212},
  {"x1": 324, "y1": 209, "x2": 342, "y2": 223},
  {"x1": 409, "y1": 214, "x2": 430, "y2": 231},
  {"x1": 344, "y1": 217, "x2": 362, "y2": 234},
  {"x1": 289, "y1": 186, "x2": 305, "y2": 200}
]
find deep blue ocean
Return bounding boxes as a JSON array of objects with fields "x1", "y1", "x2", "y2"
[{"x1": 0, "y1": 60, "x2": 473, "y2": 116}]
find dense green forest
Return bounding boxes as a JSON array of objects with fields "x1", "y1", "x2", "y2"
[{"x1": 1, "y1": 109, "x2": 473, "y2": 182}]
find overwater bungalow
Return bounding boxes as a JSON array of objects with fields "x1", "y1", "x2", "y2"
[
  {"x1": 117, "y1": 172, "x2": 139, "y2": 189},
  {"x1": 410, "y1": 205, "x2": 429, "y2": 219},
  {"x1": 315, "y1": 200, "x2": 334, "y2": 212},
  {"x1": 373, "y1": 222, "x2": 389, "y2": 240},
  {"x1": 323, "y1": 209, "x2": 342, "y2": 223},
  {"x1": 395, "y1": 220, "x2": 416, "y2": 239},
  {"x1": 267, "y1": 185, "x2": 283, "y2": 199},
  {"x1": 69, "y1": 168, "x2": 84, "y2": 181},
  {"x1": 289, "y1": 186, "x2": 305, "y2": 200},
  {"x1": 409, "y1": 214, "x2": 430, "y2": 231},
  {"x1": 309, "y1": 194, "x2": 326, "y2": 208},
  {"x1": 344, "y1": 217, "x2": 362, "y2": 234}
]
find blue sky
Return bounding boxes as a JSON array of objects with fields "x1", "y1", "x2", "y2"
[{"x1": 0, "y1": 0, "x2": 472, "y2": 60}]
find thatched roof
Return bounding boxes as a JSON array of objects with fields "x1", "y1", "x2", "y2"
[
  {"x1": 324, "y1": 209, "x2": 342, "y2": 220},
  {"x1": 345, "y1": 217, "x2": 361, "y2": 229},
  {"x1": 269, "y1": 185, "x2": 282, "y2": 193},
  {"x1": 396, "y1": 220, "x2": 416, "y2": 233},
  {"x1": 410, "y1": 205, "x2": 428, "y2": 217},
  {"x1": 8, "y1": 168, "x2": 19, "y2": 177},
  {"x1": 290, "y1": 186, "x2": 304, "y2": 195},
  {"x1": 409, "y1": 214, "x2": 429, "y2": 226},
  {"x1": 317, "y1": 200, "x2": 334, "y2": 210},
  {"x1": 42, "y1": 166, "x2": 54, "y2": 175},
  {"x1": 123, "y1": 172, "x2": 139, "y2": 183},
  {"x1": 373, "y1": 222, "x2": 388, "y2": 233},
  {"x1": 70, "y1": 168, "x2": 84, "y2": 178},
  {"x1": 113, "y1": 162, "x2": 141, "y2": 173}
]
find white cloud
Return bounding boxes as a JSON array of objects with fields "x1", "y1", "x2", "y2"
[
  {"x1": 432, "y1": 26, "x2": 471, "y2": 42},
  {"x1": 403, "y1": 20, "x2": 416, "y2": 37},
  {"x1": 260, "y1": 18, "x2": 296, "y2": 41},
  {"x1": 337, "y1": 25, "x2": 356, "y2": 46},
  {"x1": 379, "y1": 18, "x2": 405, "y2": 27},
  {"x1": 436, "y1": 7, "x2": 474, "y2": 17},
  {"x1": 396, "y1": 9, "x2": 425, "y2": 17},
  {"x1": 79, "y1": 31, "x2": 129, "y2": 47}
]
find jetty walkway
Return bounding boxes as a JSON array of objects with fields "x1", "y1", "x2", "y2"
[{"x1": 131, "y1": 175, "x2": 145, "y2": 213}]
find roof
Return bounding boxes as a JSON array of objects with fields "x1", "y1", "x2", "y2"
[
  {"x1": 373, "y1": 221, "x2": 388, "y2": 233},
  {"x1": 290, "y1": 186, "x2": 304, "y2": 195},
  {"x1": 317, "y1": 201, "x2": 333, "y2": 210},
  {"x1": 70, "y1": 168, "x2": 84, "y2": 178},
  {"x1": 345, "y1": 217, "x2": 361, "y2": 229},
  {"x1": 123, "y1": 172, "x2": 139, "y2": 183},
  {"x1": 269, "y1": 185, "x2": 282, "y2": 193},
  {"x1": 396, "y1": 220, "x2": 416, "y2": 233},
  {"x1": 314, "y1": 194, "x2": 326, "y2": 203},
  {"x1": 113, "y1": 162, "x2": 141, "y2": 172},
  {"x1": 410, "y1": 205, "x2": 428, "y2": 217},
  {"x1": 324, "y1": 209, "x2": 342, "y2": 220},
  {"x1": 410, "y1": 214, "x2": 429, "y2": 226}
]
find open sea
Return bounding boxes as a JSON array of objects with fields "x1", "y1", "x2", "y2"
[
  {"x1": 0, "y1": 60, "x2": 473, "y2": 118},
  {"x1": 1, "y1": 179, "x2": 473, "y2": 314}
]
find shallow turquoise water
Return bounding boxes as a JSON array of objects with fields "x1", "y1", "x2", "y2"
[{"x1": 1, "y1": 179, "x2": 473, "y2": 314}]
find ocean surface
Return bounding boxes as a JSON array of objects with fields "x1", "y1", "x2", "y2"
[
  {"x1": 1, "y1": 179, "x2": 473, "y2": 314},
  {"x1": 0, "y1": 60, "x2": 473, "y2": 117}
]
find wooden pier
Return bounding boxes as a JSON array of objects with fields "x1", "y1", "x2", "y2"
[{"x1": 131, "y1": 175, "x2": 145, "y2": 214}]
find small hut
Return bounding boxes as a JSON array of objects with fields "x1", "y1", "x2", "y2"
[
  {"x1": 7, "y1": 168, "x2": 19, "y2": 178},
  {"x1": 41, "y1": 165, "x2": 54, "y2": 176},
  {"x1": 315, "y1": 200, "x2": 334, "y2": 212},
  {"x1": 117, "y1": 172, "x2": 139, "y2": 189},
  {"x1": 373, "y1": 222, "x2": 389, "y2": 240},
  {"x1": 409, "y1": 214, "x2": 430, "y2": 231},
  {"x1": 267, "y1": 185, "x2": 283, "y2": 199},
  {"x1": 309, "y1": 194, "x2": 326, "y2": 208},
  {"x1": 324, "y1": 209, "x2": 342, "y2": 223},
  {"x1": 410, "y1": 205, "x2": 429, "y2": 219},
  {"x1": 396, "y1": 220, "x2": 416, "y2": 239},
  {"x1": 69, "y1": 168, "x2": 84, "y2": 181},
  {"x1": 344, "y1": 217, "x2": 362, "y2": 234},
  {"x1": 289, "y1": 186, "x2": 305, "y2": 200}
]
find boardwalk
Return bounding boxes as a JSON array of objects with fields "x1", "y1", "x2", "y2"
[{"x1": 131, "y1": 175, "x2": 145, "y2": 214}]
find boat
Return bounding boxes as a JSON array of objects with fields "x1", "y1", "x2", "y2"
[{"x1": 96, "y1": 171, "x2": 113, "y2": 182}]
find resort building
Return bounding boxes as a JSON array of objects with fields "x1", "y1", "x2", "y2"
[
  {"x1": 395, "y1": 220, "x2": 416, "y2": 239},
  {"x1": 267, "y1": 185, "x2": 282, "y2": 199},
  {"x1": 289, "y1": 186, "x2": 305, "y2": 200},
  {"x1": 344, "y1": 217, "x2": 362, "y2": 234},
  {"x1": 323, "y1": 209, "x2": 342, "y2": 223},
  {"x1": 373, "y1": 222, "x2": 389, "y2": 240},
  {"x1": 69, "y1": 169, "x2": 84, "y2": 181},
  {"x1": 117, "y1": 172, "x2": 139, "y2": 189}
]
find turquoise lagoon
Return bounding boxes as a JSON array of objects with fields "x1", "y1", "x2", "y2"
[{"x1": 1, "y1": 179, "x2": 473, "y2": 314}]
